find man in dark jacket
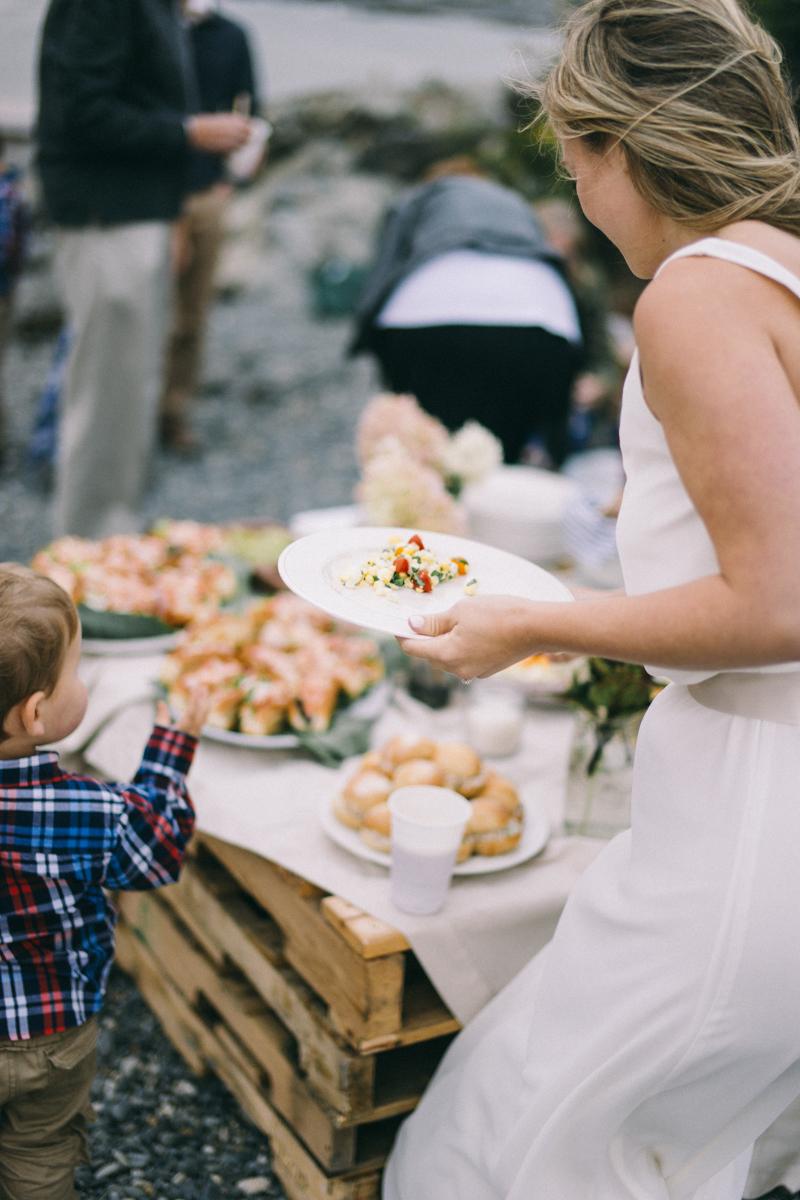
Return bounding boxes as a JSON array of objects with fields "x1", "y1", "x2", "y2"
[
  {"x1": 160, "y1": 0, "x2": 261, "y2": 453},
  {"x1": 37, "y1": 0, "x2": 249, "y2": 538}
]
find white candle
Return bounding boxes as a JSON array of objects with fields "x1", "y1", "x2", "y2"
[{"x1": 465, "y1": 695, "x2": 523, "y2": 757}]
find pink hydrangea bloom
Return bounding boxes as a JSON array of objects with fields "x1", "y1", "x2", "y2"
[
  {"x1": 356, "y1": 441, "x2": 466, "y2": 534},
  {"x1": 356, "y1": 393, "x2": 449, "y2": 469}
]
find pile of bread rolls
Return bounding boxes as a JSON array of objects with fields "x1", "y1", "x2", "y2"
[{"x1": 333, "y1": 734, "x2": 524, "y2": 862}]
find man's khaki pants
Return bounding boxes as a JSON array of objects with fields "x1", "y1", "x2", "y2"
[
  {"x1": 54, "y1": 222, "x2": 171, "y2": 539},
  {"x1": 0, "y1": 1017, "x2": 97, "y2": 1200},
  {"x1": 161, "y1": 183, "x2": 230, "y2": 420}
]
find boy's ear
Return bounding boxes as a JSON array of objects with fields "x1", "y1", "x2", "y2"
[{"x1": 3, "y1": 693, "x2": 47, "y2": 740}]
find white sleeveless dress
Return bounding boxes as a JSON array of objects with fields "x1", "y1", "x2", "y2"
[{"x1": 383, "y1": 238, "x2": 800, "y2": 1200}]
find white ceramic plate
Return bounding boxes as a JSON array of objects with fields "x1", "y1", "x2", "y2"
[
  {"x1": 319, "y1": 789, "x2": 549, "y2": 876},
  {"x1": 195, "y1": 678, "x2": 393, "y2": 750},
  {"x1": 278, "y1": 527, "x2": 574, "y2": 639},
  {"x1": 82, "y1": 632, "x2": 181, "y2": 657}
]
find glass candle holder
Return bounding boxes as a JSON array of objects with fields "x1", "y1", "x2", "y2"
[{"x1": 464, "y1": 686, "x2": 524, "y2": 758}]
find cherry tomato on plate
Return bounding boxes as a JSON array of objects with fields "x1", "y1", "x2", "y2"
[{"x1": 408, "y1": 535, "x2": 424, "y2": 551}]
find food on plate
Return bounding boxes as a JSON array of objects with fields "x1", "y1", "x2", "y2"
[
  {"x1": 392, "y1": 758, "x2": 445, "y2": 789},
  {"x1": 457, "y1": 799, "x2": 523, "y2": 861},
  {"x1": 380, "y1": 733, "x2": 437, "y2": 767},
  {"x1": 222, "y1": 523, "x2": 293, "y2": 568},
  {"x1": 479, "y1": 771, "x2": 524, "y2": 817},
  {"x1": 433, "y1": 742, "x2": 481, "y2": 782},
  {"x1": 499, "y1": 653, "x2": 583, "y2": 694},
  {"x1": 359, "y1": 749, "x2": 391, "y2": 775},
  {"x1": 162, "y1": 593, "x2": 385, "y2": 739},
  {"x1": 431, "y1": 742, "x2": 487, "y2": 795},
  {"x1": 31, "y1": 521, "x2": 238, "y2": 628},
  {"x1": 335, "y1": 771, "x2": 394, "y2": 829},
  {"x1": 333, "y1": 737, "x2": 524, "y2": 860},
  {"x1": 360, "y1": 802, "x2": 392, "y2": 853},
  {"x1": 338, "y1": 533, "x2": 470, "y2": 599}
]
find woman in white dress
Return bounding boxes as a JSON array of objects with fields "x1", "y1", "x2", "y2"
[{"x1": 386, "y1": 2, "x2": 800, "y2": 1198}]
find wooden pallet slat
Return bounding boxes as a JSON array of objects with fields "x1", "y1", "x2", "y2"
[
  {"x1": 116, "y1": 924, "x2": 381, "y2": 1200},
  {"x1": 160, "y1": 857, "x2": 378, "y2": 1116},
  {"x1": 198, "y1": 836, "x2": 406, "y2": 1047},
  {"x1": 117, "y1": 834, "x2": 464, "y2": 1200},
  {"x1": 196, "y1": 835, "x2": 459, "y2": 1052},
  {"x1": 320, "y1": 898, "x2": 410, "y2": 960},
  {"x1": 117, "y1": 892, "x2": 415, "y2": 1173}
]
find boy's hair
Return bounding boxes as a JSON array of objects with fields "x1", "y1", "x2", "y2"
[{"x1": 0, "y1": 564, "x2": 79, "y2": 739}]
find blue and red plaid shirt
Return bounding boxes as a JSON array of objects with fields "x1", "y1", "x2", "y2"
[{"x1": 0, "y1": 725, "x2": 196, "y2": 1040}]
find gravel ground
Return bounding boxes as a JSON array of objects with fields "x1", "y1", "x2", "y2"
[
  {"x1": 0, "y1": 138, "x2": 395, "y2": 563},
  {"x1": 74, "y1": 967, "x2": 286, "y2": 1200}
]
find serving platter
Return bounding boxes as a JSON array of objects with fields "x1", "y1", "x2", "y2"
[
  {"x1": 319, "y1": 788, "x2": 549, "y2": 876},
  {"x1": 193, "y1": 678, "x2": 392, "y2": 750},
  {"x1": 278, "y1": 527, "x2": 574, "y2": 639},
  {"x1": 82, "y1": 631, "x2": 181, "y2": 657}
]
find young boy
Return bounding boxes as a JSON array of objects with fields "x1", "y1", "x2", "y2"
[{"x1": 0, "y1": 563, "x2": 209, "y2": 1199}]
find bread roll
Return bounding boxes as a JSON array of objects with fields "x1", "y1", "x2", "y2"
[
  {"x1": 336, "y1": 770, "x2": 394, "y2": 829},
  {"x1": 360, "y1": 802, "x2": 392, "y2": 854},
  {"x1": 380, "y1": 733, "x2": 436, "y2": 767},
  {"x1": 392, "y1": 759, "x2": 445, "y2": 789},
  {"x1": 456, "y1": 838, "x2": 474, "y2": 863},
  {"x1": 463, "y1": 798, "x2": 523, "y2": 856},
  {"x1": 478, "y1": 772, "x2": 521, "y2": 815},
  {"x1": 457, "y1": 770, "x2": 489, "y2": 799},
  {"x1": 360, "y1": 750, "x2": 390, "y2": 776},
  {"x1": 433, "y1": 742, "x2": 482, "y2": 782}
]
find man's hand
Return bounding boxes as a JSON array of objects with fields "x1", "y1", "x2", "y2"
[
  {"x1": 187, "y1": 114, "x2": 250, "y2": 155},
  {"x1": 156, "y1": 687, "x2": 210, "y2": 739}
]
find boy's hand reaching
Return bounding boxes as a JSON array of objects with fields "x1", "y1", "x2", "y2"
[{"x1": 156, "y1": 687, "x2": 210, "y2": 739}]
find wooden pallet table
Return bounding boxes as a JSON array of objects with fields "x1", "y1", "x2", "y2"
[{"x1": 115, "y1": 834, "x2": 460, "y2": 1200}]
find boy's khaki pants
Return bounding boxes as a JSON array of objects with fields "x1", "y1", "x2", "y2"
[{"x1": 0, "y1": 1017, "x2": 97, "y2": 1200}]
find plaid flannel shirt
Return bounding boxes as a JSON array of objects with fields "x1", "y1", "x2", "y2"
[{"x1": 0, "y1": 725, "x2": 196, "y2": 1040}]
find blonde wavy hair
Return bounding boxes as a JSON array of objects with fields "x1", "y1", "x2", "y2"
[{"x1": 532, "y1": 0, "x2": 800, "y2": 234}]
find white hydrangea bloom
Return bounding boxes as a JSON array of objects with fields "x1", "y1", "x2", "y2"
[{"x1": 439, "y1": 420, "x2": 503, "y2": 486}]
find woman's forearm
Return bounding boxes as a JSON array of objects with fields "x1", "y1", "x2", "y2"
[{"x1": 518, "y1": 574, "x2": 800, "y2": 671}]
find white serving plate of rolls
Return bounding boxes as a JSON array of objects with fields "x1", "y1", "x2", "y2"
[
  {"x1": 319, "y1": 791, "x2": 548, "y2": 875},
  {"x1": 278, "y1": 527, "x2": 573, "y2": 639},
  {"x1": 319, "y1": 734, "x2": 550, "y2": 876}
]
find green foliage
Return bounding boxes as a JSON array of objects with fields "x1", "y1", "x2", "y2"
[
  {"x1": 564, "y1": 658, "x2": 664, "y2": 776},
  {"x1": 485, "y1": 117, "x2": 575, "y2": 202},
  {"x1": 564, "y1": 657, "x2": 663, "y2": 722},
  {"x1": 748, "y1": 0, "x2": 800, "y2": 89},
  {"x1": 78, "y1": 606, "x2": 175, "y2": 640}
]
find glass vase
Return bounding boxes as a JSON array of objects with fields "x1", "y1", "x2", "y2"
[{"x1": 565, "y1": 711, "x2": 642, "y2": 839}]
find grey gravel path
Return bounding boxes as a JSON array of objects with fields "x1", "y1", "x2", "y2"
[{"x1": 0, "y1": 140, "x2": 394, "y2": 563}]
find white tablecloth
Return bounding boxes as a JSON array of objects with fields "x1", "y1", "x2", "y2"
[{"x1": 64, "y1": 655, "x2": 604, "y2": 1025}]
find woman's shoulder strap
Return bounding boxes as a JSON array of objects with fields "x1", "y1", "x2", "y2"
[{"x1": 656, "y1": 236, "x2": 800, "y2": 303}]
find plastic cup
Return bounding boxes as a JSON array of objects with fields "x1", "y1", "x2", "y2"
[
  {"x1": 227, "y1": 118, "x2": 272, "y2": 182},
  {"x1": 388, "y1": 786, "x2": 471, "y2": 915}
]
